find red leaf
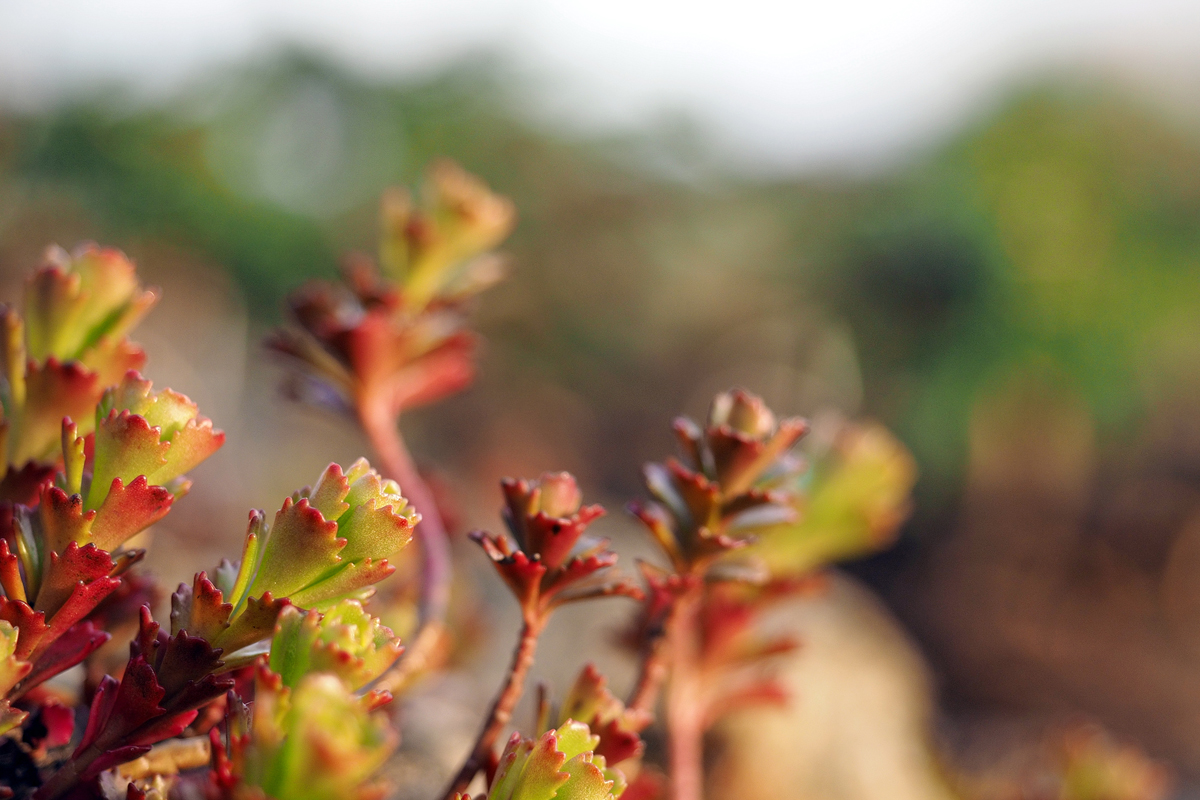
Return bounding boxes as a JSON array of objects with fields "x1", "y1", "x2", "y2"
[
  {"x1": 126, "y1": 709, "x2": 198, "y2": 748},
  {"x1": 524, "y1": 506, "x2": 605, "y2": 572},
  {"x1": 19, "y1": 621, "x2": 109, "y2": 694},
  {"x1": 39, "y1": 701, "x2": 75, "y2": 749},
  {"x1": 34, "y1": 484, "x2": 94, "y2": 558},
  {"x1": 591, "y1": 717, "x2": 643, "y2": 765},
  {"x1": 0, "y1": 540, "x2": 23, "y2": 604},
  {"x1": 107, "y1": 656, "x2": 168, "y2": 738},
  {"x1": 472, "y1": 532, "x2": 546, "y2": 610},
  {"x1": 75, "y1": 675, "x2": 120, "y2": 755},
  {"x1": 18, "y1": 358, "x2": 100, "y2": 465},
  {"x1": 34, "y1": 542, "x2": 115, "y2": 618},
  {"x1": 545, "y1": 551, "x2": 618, "y2": 600},
  {"x1": 81, "y1": 745, "x2": 152, "y2": 781},
  {"x1": 0, "y1": 598, "x2": 48, "y2": 660},
  {"x1": 89, "y1": 476, "x2": 174, "y2": 551},
  {"x1": 0, "y1": 462, "x2": 55, "y2": 505},
  {"x1": 150, "y1": 629, "x2": 225, "y2": 702}
]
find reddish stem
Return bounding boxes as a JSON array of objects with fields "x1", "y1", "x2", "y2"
[
  {"x1": 627, "y1": 612, "x2": 674, "y2": 718},
  {"x1": 665, "y1": 585, "x2": 705, "y2": 800},
  {"x1": 359, "y1": 399, "x2": 452, "y2": 632},
  {"x1": 440, "y1": 614, "x2": 546, "y2": 800}
]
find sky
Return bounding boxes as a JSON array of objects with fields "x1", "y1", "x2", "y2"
[{"x1": 2, "y1": 0, "x2": 1199, "y2": 171}]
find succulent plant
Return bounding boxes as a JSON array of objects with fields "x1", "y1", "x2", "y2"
[
  {"x1": 621, "y1": 389, "x2": 912, "y2": 800},
  {"x1": 268, "y1": 162, "x2": 516, "y2": 702},
  {"x1": 0, "y1": 245, "x2": 156, "y2": 475},
  {"x1": 442, "y1": 473, "x2": 641, "y2": 800},
  {"x1": 632, "y1": 389, "x2": 808, "y2": 575},
  {"x1": 0, "y1": 167, "x2": 918, "y2": 800},
  {"x1": 474, "y1": 472, "x2": 641, "y2": 619},
  {"x1": 460, "y1": 721, "x2": 624, "y2": 800},
  {"x1": 170, "y1": 458, "x2": 416, "y2": 658},
  {"x1": 268, "y1": 160, "x2": 514, "y2": 422},
  {"x1": 218, "y1": 665, "x2": 397, "y2": 800},
  {"x1": 267, "y1": 600, "x2": 404, "y2": 691},
  {"x1": 0, "y1": 248, "x2": 223, "y2": 738}
]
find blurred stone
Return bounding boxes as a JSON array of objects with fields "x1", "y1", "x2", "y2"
[{"x1": 712, "y1": 572, "x2": 955, "y2": 800}]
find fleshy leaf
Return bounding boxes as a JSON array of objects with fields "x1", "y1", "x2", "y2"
[
  {"x1": 632, "y1": 389, "x2": 808, "y2": 574},
  {"x1": 247, "y1": 497, "x2": 344, "y2": 599},
  {"x1": 560, "y1": 665, "x2": 647, "y2": 765},
  {"x1": 60, "y1": 608, "x2": 233, "y2": 785},
  {"x1": 230, "y1": 668, "x2": 397, "y2": 800},
  {"x1": 755, "y1": 422, "x2": 916, "y2": 575},
  {"x1": 12, "y1": 358, "x2": 99, "y2": 465},
  {"x1": 268, "y1": 601, "x2": 403, "y2": 691},
  {"x1": 88, "y1": 373, "x2": 224, "y2": 510},
  {"x1": 24, "y1": 244, "x2": 157, "y2": 369},
  {"x1": 233, "y1": 460, "x2": 414, "y2": 613},
  {"x1": 488, "y1": 723, "x2": 618, "y2": 800},
  {"x1": 269, "y1": 163, "x2": 513, "y2": 420},
  {"x1": 19, "y1": 620, "x2": 109, "y2": 694},
  {"x1": 475, "y1": 474, "x2": 634, "y2": 618}
]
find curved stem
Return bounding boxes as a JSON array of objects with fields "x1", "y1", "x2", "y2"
[
  {"x1": 359, "y1": 399, "x2": 452, "y2": 661},
  {"x1": 440, "y1": 614, "x2": 546, "y2": 800}
]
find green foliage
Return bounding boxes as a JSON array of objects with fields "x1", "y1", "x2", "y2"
[
  {"x1": 756, "y1": 422, "x2": 916, "y2": 575},
  {"x1": 0, "y1": 147, "x2": 926, "y2": 800},
  {"x1": 231, "y1": 667, "x2": 396, "y2": 800},
  {"x1": 0, "y1": 621, "x2": 30, "y2": 734},
  {"x1": 481, "y1": 721, "x2": 622, "y2": 800},
  {"x1": 90, "y1": 373, "x2": 224, "y2": 506},
  {"x1": 268, "y1": 600, "x2": 403, "y2": 690}
]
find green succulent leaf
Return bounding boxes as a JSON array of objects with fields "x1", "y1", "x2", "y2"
[
  {"x1": 170, "y1": 460, "x2": 416, "y2": 657},
  {"x1": 0, "y1": 621, "x2": 31, "y2": 733},
  {"x1": 754, "y1": 422, "x2": 915, "y2": 575},
  {"x1": 88, "y1": 372, "x2": 225, "y2": 510},
  {"x1": 381, "y1": 160, "x2": 516, "y2": 313},
  {"x1": 245, "y1": 460, "x2": 415, "y2": 601},
  {"x1": 268, "y1": 601, "x2": 403, "y2": 691},
  {"x1": 236, "y1": 668, "x2": 397, "y2": 800},
  {"x1": 24, "y1": 245, "x2": 157, "y2": 372},
  {"x1": 488, "y1": 722, "x2": 620, "y2": 800}
]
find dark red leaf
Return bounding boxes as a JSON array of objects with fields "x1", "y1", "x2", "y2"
[{"x1": 19, "y1": 621, "x2": 110, "y2": 694}]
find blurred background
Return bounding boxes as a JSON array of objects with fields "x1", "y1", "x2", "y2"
[{"x1": 3, "y1": 1, "x2": 1200, "y2": 798}]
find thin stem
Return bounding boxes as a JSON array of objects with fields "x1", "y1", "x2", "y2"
[
  {"x1": 665, "y1": 586, "x2": 705, "y2": 800},
  {"x1": 440, "y1": 614, "x2": 546, "y2": 800},
  {"x1": 359, "y1": 399, "x2": 452, "y2": 672},
  {"x1": 627, "y1": 614, "x2": 673, "y2": 718}
]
